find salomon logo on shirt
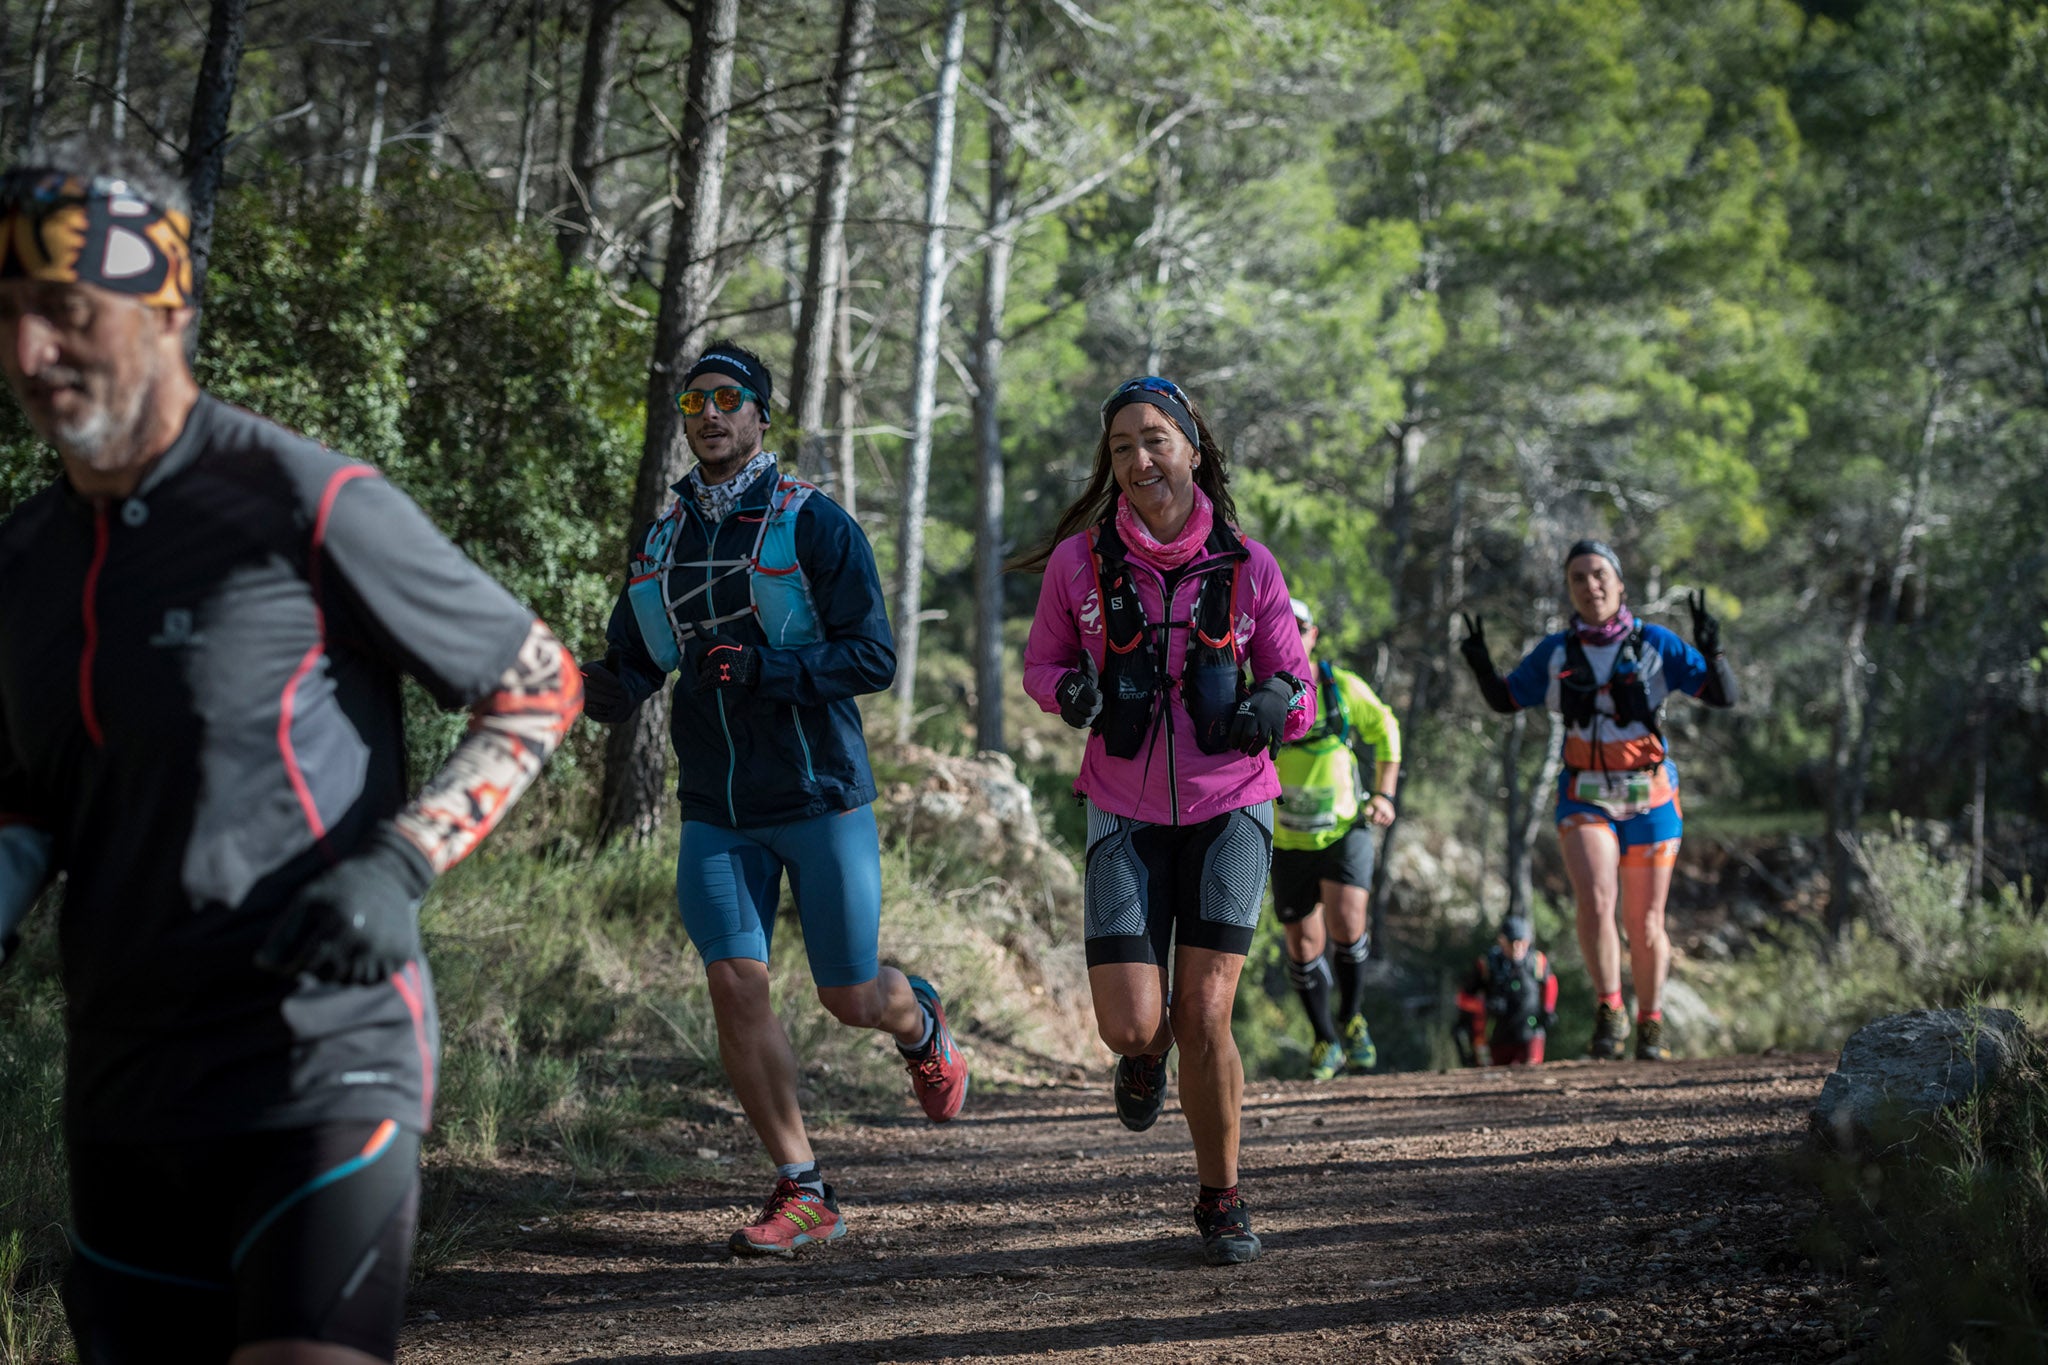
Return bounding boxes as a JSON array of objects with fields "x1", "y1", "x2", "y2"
[{"x1": 148, "y1": 609, "x2": 204, "y2": 647}]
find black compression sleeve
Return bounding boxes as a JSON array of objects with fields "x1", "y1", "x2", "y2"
[
  {"x1": 1469, "y1": 665, "x2": 1517, "y2": 715},
  {"x1": 1699, "y1": 653, "x2": 1738, "y2": 708}
]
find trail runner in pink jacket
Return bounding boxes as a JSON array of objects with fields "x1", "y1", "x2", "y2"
[{"x1": 1018, "y1": 376, "x2": 1313, "y2": 1267}]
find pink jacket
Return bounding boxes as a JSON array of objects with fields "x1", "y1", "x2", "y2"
[{"x1": 1022, "y1": 523, "x2": 1315, "y2": 825}]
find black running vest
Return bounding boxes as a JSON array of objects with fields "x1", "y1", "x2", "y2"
[
  {"x1": 1484, "y1": 945, "x2": 1550, "y2": 1043},
  {"x1": 1088, "y1": 514, "x2": 1249, "y2": 760},
  {"x1": 1557, "y1": 622, "x2": 1661, "y2": 750}
]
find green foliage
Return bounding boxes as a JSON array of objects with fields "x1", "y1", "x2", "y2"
[
  {"x1": 1690, "y1": 834, "x2": 2048, "y2": 1055},
  {"x1": 198, "y1": 170, "x2": 648, "y2": 649},
  {"x1": 0, "y1": 910, "x2": 70, "y2": 1363}
]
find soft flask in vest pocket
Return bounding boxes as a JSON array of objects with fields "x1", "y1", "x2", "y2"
[
  {"x1": 624, "y1": 574, "x2": 679, "y2": 672},
  {"x1": 1186, "y1": 662, "x2": 1247, "y2": 755},
  {"x1": 1100, "y1": 640, "x2": 1159, "y2": 758},
  {"x1": 627, "y1": 510, "x2": 687, "y2": 672}
]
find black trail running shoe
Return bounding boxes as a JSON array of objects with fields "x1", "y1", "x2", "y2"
[
  {"x1": 1114, "y1": 1050, "x2": 1170, "y2": 1132},
  {"x1": 1194, "y1": 1192, "x2": 1262, "y2": 1266}
]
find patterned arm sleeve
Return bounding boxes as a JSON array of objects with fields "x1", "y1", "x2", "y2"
[{"x1": 392, "y1": 619, "x2": 584, "y2": 875}]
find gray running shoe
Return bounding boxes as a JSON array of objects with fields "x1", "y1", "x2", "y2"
[
  {"x1": 1589, "y1": 1003, "x2": 1630, "y2": 1060},
  {"x1": 1635, "y1": 1015, "x2": 1672, "y2": 1061}
]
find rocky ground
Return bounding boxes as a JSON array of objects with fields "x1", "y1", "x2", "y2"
[{"x1": 400, "y1": 1053, "x2": 1866, "y2": 1364}]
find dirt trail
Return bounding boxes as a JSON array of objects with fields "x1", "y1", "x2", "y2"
[{"x1": 402, "y1": 1054, "x2": 1857, "y2": 1364}]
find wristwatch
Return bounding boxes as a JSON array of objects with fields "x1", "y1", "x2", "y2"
[{"x1": 1367, "y1": 791, "x2": 1398, "y2": 815}]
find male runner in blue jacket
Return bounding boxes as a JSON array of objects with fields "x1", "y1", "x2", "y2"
[{"x1": 583, "y1": 340, "x2": 967, "y2": 1258}]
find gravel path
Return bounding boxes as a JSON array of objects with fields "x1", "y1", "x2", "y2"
[{"x1": 401, "y1": 1054, "x2": 1857, "y2": 1363}]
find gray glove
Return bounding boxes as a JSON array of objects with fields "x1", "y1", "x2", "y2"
[{"x1": 256, "y1": 825, "x2": 434, "y2": 985}]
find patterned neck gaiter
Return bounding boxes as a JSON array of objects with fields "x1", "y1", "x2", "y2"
[
  {"x1": 689, "y1": 450, "x2": 775, "y2": 524},
  {"x1": 1116, "y1": 485, "x2": 1214, "y2": 572},
  {"x1": 1572, "y1": 603, "x2": 1636, "y2": 647}
]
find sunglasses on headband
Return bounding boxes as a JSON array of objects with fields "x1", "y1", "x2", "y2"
[
  {"x1": 1100, "y1": 375, "x2": 1193, "y2": 424},
  {"x1": 676, "y1": 384, "x2": 763, "y2": 418}
]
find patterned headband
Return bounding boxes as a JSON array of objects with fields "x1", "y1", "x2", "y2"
[{"x1": 0, "y1": 169, "x2": 194, "y2": 309}]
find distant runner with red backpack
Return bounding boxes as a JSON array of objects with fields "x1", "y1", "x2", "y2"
[
  {"x1": 1454, "y1": 913, "x2": 1559, "y2": 1066},
  {"x1": 1270, "y1": 598, "x2": 1401, "y2": 1080},
  {"x1": 1458, "y1": 540, "x2": 1737, "y2": 1061},
  {"x1": 1019, "y1": 375, "x2": 1314, "y2": 1266}
]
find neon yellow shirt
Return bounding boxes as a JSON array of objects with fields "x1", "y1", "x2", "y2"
[{"x1": 1273, "y1": 662, "x2": 1401, "y2": 851}]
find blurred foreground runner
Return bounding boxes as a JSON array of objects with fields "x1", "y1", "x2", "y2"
[{"x1": 0, "y1": 137, "x2": 579, "y2": 1363}]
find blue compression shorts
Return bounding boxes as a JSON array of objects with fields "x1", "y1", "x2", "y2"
[{"x1": 675, "y1": 804, "x2": 883, "y2": 988}]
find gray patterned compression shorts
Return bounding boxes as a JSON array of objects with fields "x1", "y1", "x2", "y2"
[{"x1": 1082, "y1": 799, "x2": 1273, "y2": 967}]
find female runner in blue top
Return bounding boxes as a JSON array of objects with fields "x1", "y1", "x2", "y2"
[{"x1": 1458, "y1": 540, "x2": 1736, "y2": 1061}]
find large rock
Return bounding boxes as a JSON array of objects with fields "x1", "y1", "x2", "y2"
[
  {"x1": 1809, "y1": 1007, "x2": 2027, "y2": 1153},
  {"x1": 872, "y1": 744, "x2": 1080, "y2": 909}
]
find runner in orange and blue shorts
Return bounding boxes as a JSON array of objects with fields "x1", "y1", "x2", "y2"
[{"x1": 1457, "y1": 540, "x2": 1737, "y2": 1062}]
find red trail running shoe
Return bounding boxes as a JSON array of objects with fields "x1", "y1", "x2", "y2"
[
  {"x1": 903, "y1": 975, "x2": 969, "y2": 1122},
  {"x1": 729, "y1": 1178, "x2": 845, "y2": 1258}
]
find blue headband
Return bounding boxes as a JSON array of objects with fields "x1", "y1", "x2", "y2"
[{"x1": 1101, "y1": 376, "x2": 1200, "y2": 452}]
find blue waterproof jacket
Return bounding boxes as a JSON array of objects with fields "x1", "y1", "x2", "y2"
[{"x1": 602, "y1": 462, "x2": 894, "y2": 828}]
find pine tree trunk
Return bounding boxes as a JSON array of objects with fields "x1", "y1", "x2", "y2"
[
  {"x1": 361, "y1": 20, "x2": 391, "y2": 196},
  {"x1": 23, "y1": 0, "x2": 60, "y2": 152},
  {"x1": 1825, "y1": 382, "x2": 1941, "y2": 934},
  {"x1": 558, "y1": 0, "x2": 622, "y2": 271},
  {"x1": 1370, "y1": 457, "x2": 1466, "y2": 947},
  {"x1": 791, "y1": 0, "x2": 876, "y2": 490},
  {"x1": 969, "y1": 6, "x2": 1015, "y2": 754},
  {"x1": 888, "y1": 0, "x2": 967, "y2": 745},
  {"x1": 514, "y1": 0, "x2": 543, "y2": 226},
  {"x1": 106, "y1": 0, "x2": 136, "y2": 142},
  {"x1": 182, "y1": 0, "x2": 251, "y2": 326},
  {"x1": 421, "y1": 0, "x2": 455, "y2": 156},
  {"x1": 833, "y1": 239, "x2": 860, "y2": 518},
  {"x1": 1501, "y1": 709, "x2": 1529, "y2": 919},
  {"x1": 598, "y1": 0, "x2": 739, "y2": 845}
]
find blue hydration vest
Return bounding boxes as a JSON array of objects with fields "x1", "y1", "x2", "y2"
[{"x1": 626, "y1": 473, "x2": 823, "y2": 672}]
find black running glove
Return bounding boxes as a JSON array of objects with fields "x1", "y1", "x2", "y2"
[
  {"x1": 580, "y1": 658, "x2": 634, "y2": 724},
  {"x1": 1687, "y1": 589, "x2": 1721, "y2": 657},
  {"x1": 1055, "y1": 654, "x2": 1104, "y2": 730},
  {"x1": 256, "y1": 824, "x2": 434, "y2": 985},
  {"x1": 1225, "y1": 674, "x2": 1297, "y2": 757},
  {"x1": 1458, "y1": 613, "x2": 1495, "y2": 676},
  {"x1": 1459, "y1": 613, "x2": 1517, "y2": 714},
  {"x1": 694, "y1": 635, "x2": 762, "y2": 694}
]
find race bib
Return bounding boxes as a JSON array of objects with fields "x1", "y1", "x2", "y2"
[
  {"x1": 1570, "y1": 769, "x2": 1659, "y2": 819},
  {"x1": 1276, "y1": 784, "x2": 1341, "y2": 833}
]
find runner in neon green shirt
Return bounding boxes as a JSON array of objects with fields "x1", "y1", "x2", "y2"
[{"x1": 1271, "y1": 599, "x2": 1402, "y2": 1079}]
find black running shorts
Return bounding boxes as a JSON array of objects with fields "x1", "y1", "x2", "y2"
[
  {"x1": 64, "y1": 1120, "x2": 420, "y2": 1363},
  {"x1": 1082, "y1": 799, "x2": 1273, "y2": 967},
  {"x1": 1269, "y1": 824, "x2": 1376, "y2": 924}
]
